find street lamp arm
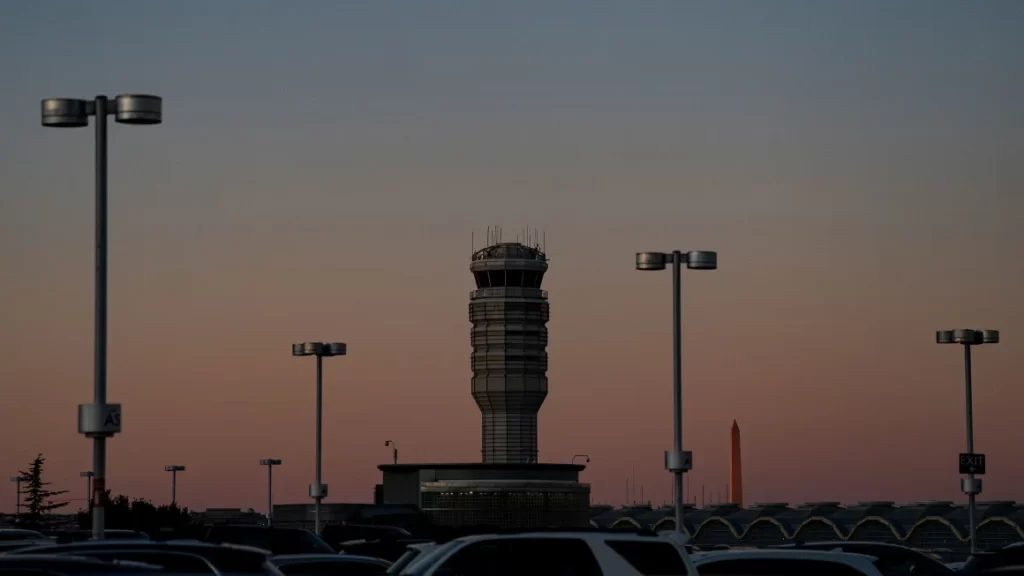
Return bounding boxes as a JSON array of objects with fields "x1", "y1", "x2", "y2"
[{"x1": 636, "y1": 251, "x2": 718, "y2": 271}]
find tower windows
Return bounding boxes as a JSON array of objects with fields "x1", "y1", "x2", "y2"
[{"x1": 473, "y1": 270, "x2": 546, "y2": 289}]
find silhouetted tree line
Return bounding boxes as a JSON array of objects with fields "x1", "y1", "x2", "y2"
[{"x1": 76, "y1": 491, "x2": 200, "y2": 537}]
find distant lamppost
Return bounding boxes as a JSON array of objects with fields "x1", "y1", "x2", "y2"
[
  {"x1": 164, "y1": 466, "x2": 186, "y2": 505},
  {"x1": 292, "y1": 341, "x2": 347, "y2": 535},
  {"x1": 385, "y1": 440, "x2": 398, "y2": 465},
  {"x1": 80, "y1": 472, "x2": 95, "y2": 511},
  {"x1": 9, "y1": 476, "x2": 27, "y2": 520},
  {"x1": 572, "y1": 455, "x2": 590, "y2": 465},
  {"x1": 936, "y1": 328, "x2": 999, "y2": 555},
  {"x1": 42, "y1": 93, "x2": 161, "y2": 541},
  {"x1": 260, "y1": 459, "x2": 282, "y2": 526},
  {"x1": 636, "y1": 250, "x2": 718, "y2": 534}
]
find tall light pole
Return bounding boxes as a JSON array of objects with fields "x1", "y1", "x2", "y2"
[
  {"x1": 636, "y1": 250, "x2": 717, "y2": 535},
  {"x1": 9, "y1": 476, "x2": 27, "y2": 520},
  {"x1": 292, "y1": 341, "x2": 347, "y2": 535},
  {"x1": 260, "y1": 459, "x2": 282, "y2": 526},
  {"x1": 936, "y1": 328, "x2": 999, "y2": 555},
  {"x1": 164, "y1": 466, "x2": 186, "y2": 506},
  {"x1": 385, "y1": 440, "x2": 398, "y2": 465},
  {"x1": 42, "y1": 93, "x2": 162, "y2": 541},
  {"x1": 80, "y1": 472, "x2": 94, "y2": 513}
]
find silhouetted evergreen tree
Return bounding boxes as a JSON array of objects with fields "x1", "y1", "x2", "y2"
[{"x1": 18, "y1": 453, "x2": 68, "y2": 527}]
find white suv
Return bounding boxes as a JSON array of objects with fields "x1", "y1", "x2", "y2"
[{"x1": 398, "y1": 531, "x2": 698, "y2": 576}]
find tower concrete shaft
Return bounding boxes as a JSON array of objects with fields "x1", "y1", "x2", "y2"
[{"x1": 469, "y1": 242, "x2": 549, "y2": 464}]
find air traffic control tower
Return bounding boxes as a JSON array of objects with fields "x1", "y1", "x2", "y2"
[
  {"x1": 376, "y1": 235, "x2": 590, "y2": 529},
  {"x1": 469, "y1": 241, "x2": 549, "y2": 464}
]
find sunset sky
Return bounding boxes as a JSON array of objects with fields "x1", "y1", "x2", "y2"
[{"x1": 1, "y1": 0, "x2": 1022, "y2": 513}]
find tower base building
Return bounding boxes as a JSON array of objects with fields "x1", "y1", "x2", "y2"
[{"x1": 377, "y1": 463, "x2": 589, "y2": 529}]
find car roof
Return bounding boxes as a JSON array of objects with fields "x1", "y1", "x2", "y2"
[
  {"x1": 210, "y1": 525, "x2": 309, "y2": 533},
  {"x1": 12, "y1": 539, "x2": 271, "y2": 555},
  {"x1": 0, "y1": 554, "x2": 108, "y2": 563},
  {"x1": 783, "y1": 541, "x2": 907, "y2": 548},
  {"x1": 779, "y1": 542, "x2": 951, "y2": 564},
  {"x1": 0, "y1": 554, "x2": 163, "y2": 570},
  {"x1": 453, "y1": 531, "x2": 671, "y2": 544},
  {"x1": 694, "y1": 549, "x2": 879, "y2": 563},
  {"x1": 274, "y1": 554, "x2": 391, "y2": 564}
]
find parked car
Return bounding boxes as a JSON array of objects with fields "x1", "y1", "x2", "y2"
[
  {"x1": 387, "y1": 543, "x2": 440, "y2": 576},
  {"x1": 396, "y1": 531, "x2": 697, "y2": 576},
  {"x1": 0, "y1": 528, "x2": 47, "y2": 542},
  {"x1": 0, "y1": 554, "x2": 164, "y2": 574},
  {"x1": 770, "y1": 540, "x2": 955, "y2": 576},
  {"x1": 960, "y1": 547, "x2": 1024, "y2": 576},
  {"x1": 693, "y1": 549, "x2": 886, "y2": 576},
  {"x1": 0, "y1": 528, "x2": 52, "y2": 553},
  {"x1": 203, "y1": 525, "x2": 335, "y2": 556},
  {"x1": 48, "y1": 549, "x2": 221, "y2": 573},
  {"x1": 320, "y1": 525, "x2": 412, "y2": 549},
  {"x1": 272, "y1": 553, "x2": 391, "y2": 576},
  {"x1": 6, "y1": 539, "x2": 282, "y2": 575},
  {"x1": 53, "y1": 529, "x2": 151, "y2": 544}
]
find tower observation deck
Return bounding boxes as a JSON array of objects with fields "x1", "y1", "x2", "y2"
[{"x1": 469, "y1": 241, "x2": 549, "y2": 464}]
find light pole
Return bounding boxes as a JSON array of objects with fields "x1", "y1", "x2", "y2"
[
  {"x1": 80, "y1": 472, "x2": 94, "y2": 513},
  {"x1": 260, "y1": 459, "x2": 282, "y2": 526},
  {"x1": 292, "y1": 341, "x2": 347, "y2": 535},
  {"x1": 636, "y1": 250, "x2": 717, "y2": 534},
  {"x1": 9, "y1": 476, "x2": 27, "y2": 520},
  {"x1": 385, "y1": 440, "x2": 398, "y2": 465},
  {"x1": 936, "y1": 328, "x2": 999, "y2": 555},
  {"x1": 572, "y1": 455, "x2": 590, "y2": 465},
  {"x1": 42, "y1": 93, "x2": 162, "y2": 541},
  {"x1": 164, "y1": 466, "x2": 186, "y2": 506}
]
